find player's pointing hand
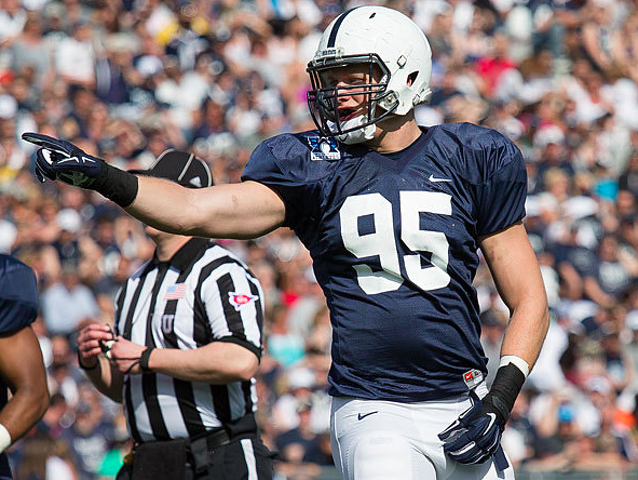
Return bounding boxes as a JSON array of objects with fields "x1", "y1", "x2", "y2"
[{"x1": 21, "y1": 132, "x2": 138, "y2": 208}]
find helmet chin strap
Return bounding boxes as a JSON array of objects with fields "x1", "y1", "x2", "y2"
[{"x1": 329, "y1": 115, "x2": 377, "y2": 145}]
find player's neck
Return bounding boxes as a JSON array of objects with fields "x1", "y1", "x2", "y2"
[
  {"x1": 366, "y1": 115, "x2": 422, "y2": 154},
  {"x1": 154, "y1": 235, "x2": 191, "y2": 262}
]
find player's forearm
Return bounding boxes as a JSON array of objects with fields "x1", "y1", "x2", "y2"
[
  {"x1": 126, "y1": 177, "x2": 284, "y2": 239},
  {"x1": 84, "y1": 357, "x2": 124, "y2": 402},
  {"x1": 479, "y1": 223, "x2": 549, "y2": 370},
  {"x1": 146, "y1": 343, "x2": 258, "y2": 384},
  {"x1": 0, "y1": 384, "x2": 48, "y2": 443},
  {"x1": 500, "y1": 296, "x2": 549, "y2": 370}
]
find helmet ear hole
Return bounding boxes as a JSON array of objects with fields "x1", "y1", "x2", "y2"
[{"x1": 407, "y1": 71, "x2": 419, "y2": 87}]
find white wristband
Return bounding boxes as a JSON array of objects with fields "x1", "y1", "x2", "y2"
[
  {"x1": 0, "y1": 423, "x2": 12, "y2": 454},
  {"x1": 499, "y1": 355, "x2": 530, "y2": 378}
]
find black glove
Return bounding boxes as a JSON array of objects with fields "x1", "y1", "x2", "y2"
[
  {"x1": 438, "y1": 390, "x2": 508, "y2": 469},
  {"x1": 22, "y1": 132, "x2": 138, "y2": 207},
  {"x1": 22, "y1": 133, "x2": 106, "y2": 186}
]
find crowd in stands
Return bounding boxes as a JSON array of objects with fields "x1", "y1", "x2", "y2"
[{"x1": 2, "y1": 0, "x2": 638, "y2": 477}]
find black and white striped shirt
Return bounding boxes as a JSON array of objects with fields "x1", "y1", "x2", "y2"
[{"x1": 114, "y1": 238, "x2": 264, "y2": 442}]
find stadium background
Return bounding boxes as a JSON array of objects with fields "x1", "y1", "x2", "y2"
[{"x1": 2, "y1": 0, "x2": 638, "y2": 478}]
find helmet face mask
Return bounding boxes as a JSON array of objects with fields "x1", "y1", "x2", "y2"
[
  {"x1": 306, "y1": 6, "x2": 433, "y2": 144},
  {"x1": 307, "y1": 54, "x2": 396, "y2": 139}
]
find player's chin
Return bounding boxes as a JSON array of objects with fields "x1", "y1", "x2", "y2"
[{"x1": 338, "y1": 108, "x2": 363, "y2": 122}]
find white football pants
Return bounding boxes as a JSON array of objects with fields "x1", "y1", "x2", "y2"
[{"x1": 330, "y1": 386, "x2": 515, "y2": 480}]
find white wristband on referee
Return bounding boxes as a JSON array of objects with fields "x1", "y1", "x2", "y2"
[
  {"x1": 0, "y1": 423, "x2": 12, "y2": 454},
  {"x1": 499, "y1": 355, "x2": 530, "y2": 378}
]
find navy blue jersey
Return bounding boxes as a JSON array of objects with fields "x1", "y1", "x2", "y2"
[
  {"x1": 0, "y1": 254, "x2": 38, "y2": 478},
  {"x1": 0, "y1": 255, "x2": 38, "y2": 334},
  {"x1": 242, "y1": 123, "x2": 527, "y2": 402}
]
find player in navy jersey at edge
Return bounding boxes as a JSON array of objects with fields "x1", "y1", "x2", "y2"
[
  {"x1": 23, "y1": 5, "x2": 549, "y2": 479},
  {"x1": 0, "y1": 255, "x2": 49, "y2": 480}
]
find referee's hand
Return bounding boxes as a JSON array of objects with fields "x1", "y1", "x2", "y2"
[
  {"x1": 108, "y1": 337, "x2": 147, "y2": 375},
  {"x1": 77, "y1": 323, "x2": 115, "y2": 369}
]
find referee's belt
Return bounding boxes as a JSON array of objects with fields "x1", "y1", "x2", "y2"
[
  {"x1": 188, "y1": 427, "x2": 257, "y2": 476},
  {"x1": 131, "y1": 429, "x2": 254, "y2": 479},
  {"x1": 197, "y1": 427, "x2": 231, "y2": 449}
]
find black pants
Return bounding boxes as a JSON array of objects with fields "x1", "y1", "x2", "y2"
[{"x1": 117, "y1": 437, "x2": 274, "y2": 480}]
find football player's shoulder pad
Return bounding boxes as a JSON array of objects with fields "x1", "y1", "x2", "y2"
[
  {"x1": 0, "y1": 254, "x2": 38, "y2": 333},
  {"x1": 437, "y1": 122, "x2": 523, "y2": 185}
]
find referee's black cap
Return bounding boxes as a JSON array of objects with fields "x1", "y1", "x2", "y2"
[{"x1": 129, "y1": 150, "x2": 213, "y2": 189}]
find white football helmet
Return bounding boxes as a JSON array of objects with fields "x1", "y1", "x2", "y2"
[{"x1": 307, "y1": 6, "x2": 433, "y2": 144}]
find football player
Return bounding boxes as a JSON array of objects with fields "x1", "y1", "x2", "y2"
[
  {"x1": 0, "y1": 255, "x2": 49, "y2": 480},
  {"x1": 23, "y1": 6, "x2": 548, "y2": 479}
]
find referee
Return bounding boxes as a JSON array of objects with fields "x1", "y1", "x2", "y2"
[{"x1": 77, "y1": 151, "x2": 273, "y2": 480}]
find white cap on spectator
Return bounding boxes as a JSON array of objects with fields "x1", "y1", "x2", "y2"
[
  {"x1": 56, "y1": 209, "x2": 82, "y2": 233},
  {"x1": 0, "y1": 220, "x2": 17, "y2": 253},
  {"x1": 591, "y1": 0, "x2": 614, "y2": 7},
  {"x1": 0, "y1": 95, "x2": 17, "y2": 120},
  {"x1": 533, "y1": 124, "x2": 565, "y2": 148},
  {"x1": 287, "y1": 367, "x2": 315, "y2": 390},
  {"x1": 626, "y1": 310, "x2": 638, "y2": 331},
  {"x1": 525, "y1": 195, "x2": 541, "y2": 217},
  {"x1": 537, "y1": 192, "x2": 559, "y2": 214},
  {"x1": 136, "y1": 55, "x2": 164, "y2": 78},
  {"x1": 585, "y1": 375, "x2": 612, "y2": 394},
  {"x1": 563, "y1": 196, "x2": 599, "y2": 220},
  {"x1": 105, "y1": 33, "x2": 140, "y2": 54}
]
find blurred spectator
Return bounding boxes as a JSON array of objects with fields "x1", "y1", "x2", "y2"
[
  {"x1": 584, "y1": 234, "x2": 637, "y2": 308},
  {"x1": 276, "y1": 399, "x2": 323, "y2": 465},
  {"x1": 14, "y1": 434, "x2": 79, "y2": 480},
  {"x1": 41, "y1": 264, "x2": 98, "y2": 337},
  {"x1": 601, "y1": 331, "x2": 635, "y2": 395},
  {"x1": 61, "y1": 391, "x2": 113, "y2": 480},
  {"x1": 267, "y1": 303, "x2": 306, "y2": 368},
  {"x1": 54, "y1": 21, "x2": 95, "y2": 88},
  {"x1": 36, "y1": 393, "x2": 70, "y2": 440}
]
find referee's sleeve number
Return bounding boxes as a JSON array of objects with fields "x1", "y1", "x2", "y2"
[{"x1": 340, "y1": 191, "x2": 451, "y2": 295}]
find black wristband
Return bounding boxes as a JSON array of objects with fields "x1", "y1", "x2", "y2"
[
  {"x1": 92, "y1": 163, "x2": 139, "y2": 208},
  {"x1": 483, "y1": 363, "x2": 526, "y2": 428},
  {"x1": 78, "y1": 350, "x2": 98, "y2": 371},
  {"x1": 139, "y1": 347, "x2": 154, "y2": 372}
]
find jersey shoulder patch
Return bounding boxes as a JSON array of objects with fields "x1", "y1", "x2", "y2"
[
  {"x1": 242, "y1": 130, "x2": 346, "y2": 187},
  {"x1": 306, "y1": 135, "x2": 341, "y2": 161},
  {"x1": 228, "y1": 292, "x2": 259, "y2": 311}
]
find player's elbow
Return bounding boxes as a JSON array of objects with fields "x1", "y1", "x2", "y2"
[
  {"x1": 178, "y1": 187, "x2": 215, "y2": 237},
  {"x1": 17, "y1": 383, "x2": 49, "y2": 429},
  {"x1": 35, "y1": 388, "x2": 50, "y2": 421},
  {"x1": 233, "y1": 353, "x2": 259, "y2": 382}
]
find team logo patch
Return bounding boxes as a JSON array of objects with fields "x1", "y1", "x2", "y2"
[
  {"x1": 308, "y1": 136, "x2": 341, "y2": 161},
  {"x1": 228, "y1": 292, "x2": 258, "y2": 311}
]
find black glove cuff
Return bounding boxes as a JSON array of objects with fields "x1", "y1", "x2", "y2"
[
  {"x1": 139, "y1": 347, "x2": 155, "y2": 372},
  {"x1": 92, "y1": 163, "x2": 139, "y2": 208},
  {"x1": 482, "y1": 363, "x2": 526, "y2": 429}
]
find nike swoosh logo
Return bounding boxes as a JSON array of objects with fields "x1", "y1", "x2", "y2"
[
  {"x1": 429, "y1": 174, "x2": 452, "y2": 183},
  {"x1": 56, "y1": 156, "x2": 80, "y2": 164},
  {"x1": 357, "y1": 411, "x2": 378, "y2": 421},
  {"x1": 57, "y1": 156, "x2": 95, "y2": 164}
]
